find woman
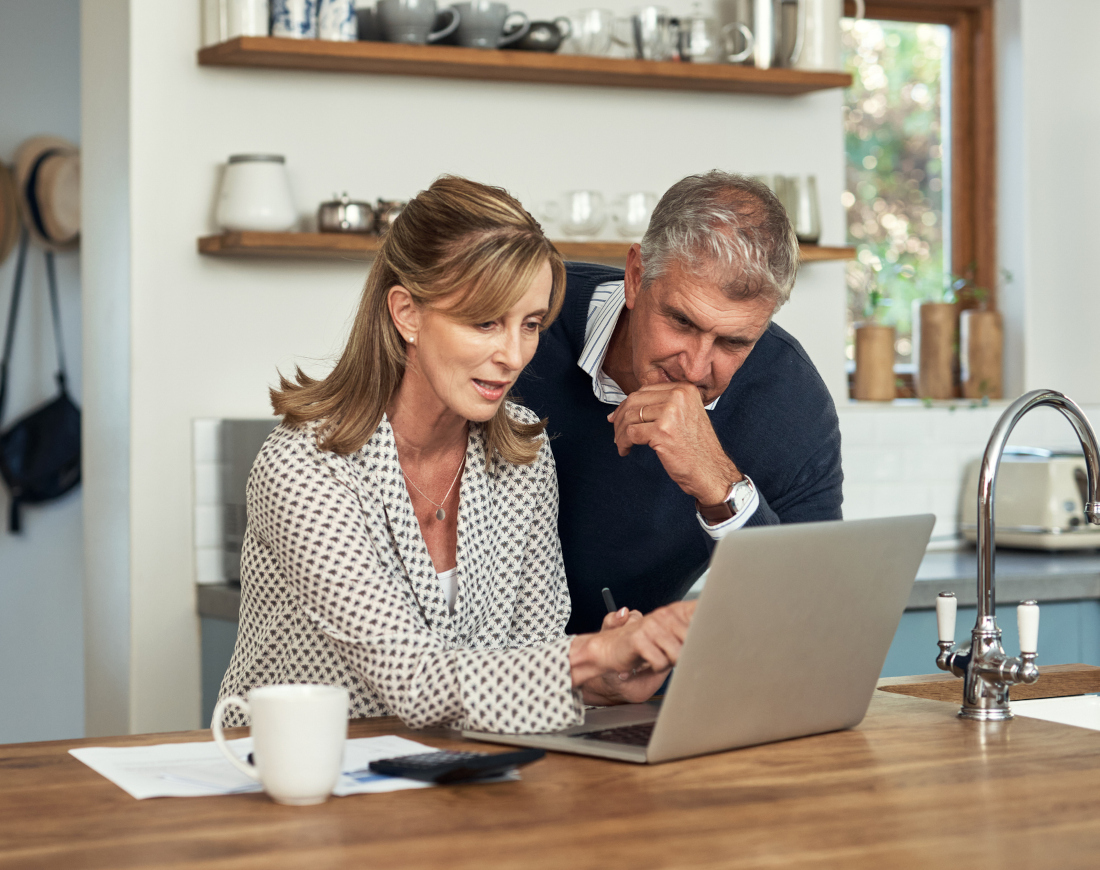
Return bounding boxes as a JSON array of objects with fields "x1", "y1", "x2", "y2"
[{"x1": 218, "y1": 176, "x2": 694, "y2": 733}]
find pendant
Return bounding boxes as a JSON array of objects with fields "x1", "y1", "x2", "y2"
[{"x1": 435, "y1": 508, "x2": 446, "y2": 521}]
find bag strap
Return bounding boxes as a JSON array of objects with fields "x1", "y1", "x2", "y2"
[
  {"x1": 0, "y1": 228, "x2": 30, "y2": 425},
  {"x1": 44, "y1": 248, "x2": 69, "y2": 392}
]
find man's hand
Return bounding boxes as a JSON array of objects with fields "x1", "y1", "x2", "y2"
[
  {"x1": 581, "y1": 607, "x2": 670, "y2": 705},
  {"x1": 606, "y1": 381, "x2": 740, "y2": 506}
]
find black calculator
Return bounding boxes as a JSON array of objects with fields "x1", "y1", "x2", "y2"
[{"x1": 368, "y1": 748, "x2": 545, "y2": 784}]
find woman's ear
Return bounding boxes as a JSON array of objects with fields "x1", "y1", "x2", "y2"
[{"x1": 387, "y1": 285, "x2": 420, "y2": 346}]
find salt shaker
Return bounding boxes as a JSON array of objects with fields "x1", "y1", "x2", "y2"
[{"x1": 215, "y1": 154, "x2": 299, "y2": 233}]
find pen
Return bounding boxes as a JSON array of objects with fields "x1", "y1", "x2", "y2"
[{"x1": 601, "y1": 587, "x2": 617, "y2": 613}]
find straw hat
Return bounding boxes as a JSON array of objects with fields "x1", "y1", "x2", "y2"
[
  {"x1": 13, "y1": 136, "x2": 80, "y2": 251},
  {"x1": 0, "y1": 163, "x2": 17, "y2": 266}
]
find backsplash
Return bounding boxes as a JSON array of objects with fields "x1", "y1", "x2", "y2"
[{"x1": 193, "y1": 401, "x2": 1100, "y2": 584}]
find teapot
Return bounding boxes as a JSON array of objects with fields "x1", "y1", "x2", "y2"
[{"x1": 506, "y1": 17, "x2": 572, "y2": 51}]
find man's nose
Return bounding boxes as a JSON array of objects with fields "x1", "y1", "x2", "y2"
[{"x1": 680, "y1": 338, "x2": 713, "y2": 385}]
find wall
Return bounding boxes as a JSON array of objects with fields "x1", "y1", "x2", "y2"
[
  {"x1": 82, "y1": 0, "x2": 848, "y2": 734},
  {"x1": 0, "y1": 0, "x2": 84, "y2": 744},
  {"x1": 997, "y1": 0, "x2": 1100, "y2": 402}
]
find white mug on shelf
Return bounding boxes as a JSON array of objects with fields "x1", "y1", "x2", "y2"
[
  {"x1": 272, "y1": 0, "x2": 319, "y2": 38},
  {"x1": 611, "y1": 192, "x2": 657, "y2": 239},
  {"x1": 318, "y1": 0, "x2": 358, "y2": 39},
  {"x1": 212, "y1": 684, "x2": 349, "y2": 806},
  {"x1": 228, "y1": 0, "x2": 271, "y2": 38},
  {"x1": 215, "y1": 154, "x2": 299, "y2": 232}
]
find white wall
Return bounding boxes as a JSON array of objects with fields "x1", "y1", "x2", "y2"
[
  {"x1": 0, "y1": 0, "x2": 84, "y2": 744},
  {"x1": 998, "y1": 0, "x2": 1100, "y2": 403}
]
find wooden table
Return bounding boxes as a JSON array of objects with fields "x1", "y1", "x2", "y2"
[{"x1": 6, "y1": 667, "x2": 1100, "y2": 869}]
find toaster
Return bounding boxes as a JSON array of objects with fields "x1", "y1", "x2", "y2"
[{"x1": 959, "y1": 448, "x2": 1100, "y2": 549}]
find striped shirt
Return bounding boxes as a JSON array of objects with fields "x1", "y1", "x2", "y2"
[{"x1": 579, "y1": 280, "x2": 759, "y2": 538}]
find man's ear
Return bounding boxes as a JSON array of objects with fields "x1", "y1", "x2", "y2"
[
  {"x1": 623, "y1": 243, "x2": 643, "y2": 310},
  {"x1": 387, "y1": 286, "x2": 420, "y2": 345}
]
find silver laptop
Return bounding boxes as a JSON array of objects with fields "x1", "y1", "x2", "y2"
[{"x1": 464, "y1": 514, "x2": 934, "y2": 763}]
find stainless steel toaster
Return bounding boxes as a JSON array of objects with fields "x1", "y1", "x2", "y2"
[{"x1": 959, "y1": 448, "x2": 1100, "y2": 549}]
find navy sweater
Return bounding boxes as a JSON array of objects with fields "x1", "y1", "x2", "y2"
[{"x1": 515, "y1": 262, "x2": 844, "y2": 634}]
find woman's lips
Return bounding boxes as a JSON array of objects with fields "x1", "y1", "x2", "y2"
[{"x1": 473, "y1": 379, "x2": 509, "y2": 401}]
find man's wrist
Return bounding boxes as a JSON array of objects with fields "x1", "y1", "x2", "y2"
[{"x1": 696, "y1": 475, "x2": 755, "y2": 526}]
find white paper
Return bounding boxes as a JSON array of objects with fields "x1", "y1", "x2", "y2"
[
  {"x1": 70, "y1": 735, "x2": 439, "y2": 800},
  {"x1": 1012, "y1": 694, "x2": 1100, "y2": 731}
]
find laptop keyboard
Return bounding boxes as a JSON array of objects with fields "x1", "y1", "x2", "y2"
[{"x1": 580, "y1": 721, "x2": 655, "y2": 746}]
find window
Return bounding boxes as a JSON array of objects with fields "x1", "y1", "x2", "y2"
[{"x1": 840, "y1": 0, "x2": 995, "y2": 396}]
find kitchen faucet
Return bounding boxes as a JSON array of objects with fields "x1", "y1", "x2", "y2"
[{"x1": 935, "y1": 389, "x2": 1100, "y2": 720}]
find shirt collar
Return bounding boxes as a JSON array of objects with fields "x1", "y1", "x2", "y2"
[{"x1": 577, "y1": 280, "x2": 720, "y2": 411}]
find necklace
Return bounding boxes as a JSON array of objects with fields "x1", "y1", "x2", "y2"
[{"x1": 400, "y1": 453, "x2": 465, "y2": 521}]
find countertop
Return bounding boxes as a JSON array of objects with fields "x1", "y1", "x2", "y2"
[
  {"x1": 7, "y1": 665, "x2": 1100, "y2": 868},
  {"x1": 198, "y1": 547, "x2": 1100, "y2": 621}
]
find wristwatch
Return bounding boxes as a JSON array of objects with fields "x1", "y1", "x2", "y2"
[{"x1": 696, "y1": 477, "x2": 755, "y2": 525}]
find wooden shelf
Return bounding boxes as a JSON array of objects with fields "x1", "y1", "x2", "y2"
[
  {"x1": 197, "y1": 37, "x2": 852, "y2": 95},
  {"x1": 198, "y1": 231, "x2": 855, "y2": 263}
]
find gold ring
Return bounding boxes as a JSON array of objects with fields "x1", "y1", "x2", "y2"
[{"x1": 638, "y1": 406, "x2": 646, "y2": 424}]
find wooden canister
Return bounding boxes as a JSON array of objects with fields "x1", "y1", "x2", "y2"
[
  {"x1": 913, "y1": 301, "x2": 957, "y2": 400},
  {"x1": 853, "y1": 323, "x2": 896, "y2": 401},
  {"x1": 960, "y1": 309, "x2": 1003, "y2": 399}
]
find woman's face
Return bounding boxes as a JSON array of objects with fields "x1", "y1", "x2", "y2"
[{"x1": 402, "y1": 260, "x2": 554, "y2": 423}]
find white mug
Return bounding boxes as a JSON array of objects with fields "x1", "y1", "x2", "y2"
[
  {"x1": 318, "y1": 0, "x2": 358, "y2": 39},
  {"x1": 212, "y1": 684, "x2": 349, "y2": 806},
  {"x1": 215, "y1": 154, "x2": 299, "y2": 232}
]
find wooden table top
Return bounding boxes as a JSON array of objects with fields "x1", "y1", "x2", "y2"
[{"x1": 6, "y1": 667, "x2": 1100, "y2": 869}]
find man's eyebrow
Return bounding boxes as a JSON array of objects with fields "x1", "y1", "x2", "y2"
[{"x1": 661, "y1": 303, "x2": 755, "y2": 346}]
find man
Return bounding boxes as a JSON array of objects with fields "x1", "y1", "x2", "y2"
[{"x1": 516, "y1": 171, "x2": 843, "y2": 634}]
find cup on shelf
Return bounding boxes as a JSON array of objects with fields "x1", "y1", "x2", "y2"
[
  {"x1": 215, "y1": 154, "x2": 299, "y2": 233},
  {"x1": 202, "y1": 0, "x2": 270, "y2": 45},
  {"x1": 788, "y1": 174, "x2": 820, "y2": 243},
  {"x1": 271, "y1": 0, "x2": 319, "y2": 38},
  {"x1": 376, "y1": 0, "x2": 461, "y2": 44},
  {"x1": 560, "y1": 8, "x2": 615, "y2": 56},
  {"x1": 452, "y1": 1, "x2": 529, "y2": 49},
  {"x1": 620, "y1": 6, "x2": 674, "y2": 61},
  {"x1": 505, "y1": 17, "x2": 572, "y2": 52},
  {"x1": 212, "y1": 684, "x2": 349, "y2": 806},
  {"x1": 611, "y1": 192, "x2": 657, "y2": 239},
  {"x1": 318, "y1": 0, "x2": 358, "y2": 39},
  {"x1": 677, "y1": 6, "x2": 724, "y2": 63},
  {"x1": 543, "y1": 191, "x2": 607, "y2": 240},
  {"x1": 374, "y1": 198, "x2": 407, "y2": 235}
]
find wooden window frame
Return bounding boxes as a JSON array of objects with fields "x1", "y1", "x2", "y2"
[{"x1": 845, "y1": 0, "x2": 996, "y2": 310}]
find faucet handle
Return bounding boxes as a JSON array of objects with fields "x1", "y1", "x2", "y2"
[
  {"x1": 1018, "y1": 600, "x2": 1040, "y2": 655},
  {"x1": 936, "y1": 592, "x2": 957, "y2": 644}
]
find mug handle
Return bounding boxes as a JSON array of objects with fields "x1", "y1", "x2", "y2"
[
  {"x1": 722, "y1": 22, "x2": 754, "y2": 63},
  {"x1": 211, "y1": 695, "x2": 260, "y2": 782},
  {"x1": 427, "y1": 7, "x2": 460, "y2": 43},
  {"x1": 497, "y1": 11, "x2": 530, "y2": 47},
  {"x1": 553, "y1": 16, "x2": 572, "y2": 39}
]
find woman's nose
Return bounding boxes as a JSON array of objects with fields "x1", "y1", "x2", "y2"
[{"x1": 495, "y1": 328, "x2": 525, "y2": 370}]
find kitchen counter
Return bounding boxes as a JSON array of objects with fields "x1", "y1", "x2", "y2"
[
  {"x1": 7, "y1": 665, "x2": 1100, "y2": 868},
  {"x1": 197, "y1": 547, "x2": 1100, "y2": 622}
]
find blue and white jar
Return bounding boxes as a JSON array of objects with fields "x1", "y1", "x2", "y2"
[
  {"x1": 318, "y1": 0, "x2": 357, "y2": 40},
  {"x1": 271, "y1": 0, "x2": 318, "y2": 38}
]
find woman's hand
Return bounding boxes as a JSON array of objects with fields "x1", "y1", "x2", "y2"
[{"x1": 569, "y1": 600, "x2": 697, "y2": 705}]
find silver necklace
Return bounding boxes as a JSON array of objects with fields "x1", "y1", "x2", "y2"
[{"x1": 401, "y1": 453, "x2": 465, "y2": 521}]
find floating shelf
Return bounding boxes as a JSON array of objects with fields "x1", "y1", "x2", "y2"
[
  {"x1": 198, "y1": 231, "x2": 855, "y2": 263},
  {"x1": 197, "y1": 37, "x2": 852, "y2": 96}
]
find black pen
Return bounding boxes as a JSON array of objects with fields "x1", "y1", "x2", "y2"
[{"x1": 601, "y1": 587, "x2": 617, "y2": 613}]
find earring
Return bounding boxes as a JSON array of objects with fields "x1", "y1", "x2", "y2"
[{"x1": 407, "y1": 335, "x2": 415, "y2": 345}]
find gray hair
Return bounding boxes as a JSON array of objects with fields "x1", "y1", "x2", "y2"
[{"x1": 639, "y1": 171, "x2": 799, "y2": 311}]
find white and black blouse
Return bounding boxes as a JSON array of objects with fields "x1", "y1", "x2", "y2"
[{"x1": 217, "y1": 404, "x2": 585, "y2": 733}]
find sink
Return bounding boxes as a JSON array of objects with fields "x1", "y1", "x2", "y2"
[{"x1": 1012, "y1": 694, "x2": 1100, "y2": 730}]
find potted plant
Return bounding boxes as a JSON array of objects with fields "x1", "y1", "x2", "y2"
[
  {"x1": 952, "y1": 268, "x2": 1009, "y2": 400},
  {"x1": 853, "y1": 271, "x2": 896, "y2": 402},
  {"x1": 912, "y1": 274, "x2": 958, "y2": 401}
]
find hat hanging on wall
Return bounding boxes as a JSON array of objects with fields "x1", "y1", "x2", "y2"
[
  {"x1": 0, "y1": 163, "x2": 18, "y2": 266},
  {"x1": 13, "y1": 136, "x2": 81, "y2": 252}
]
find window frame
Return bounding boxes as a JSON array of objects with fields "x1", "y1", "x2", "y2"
[{"x1": 845, "y1": 0, "x2": 996, "y2": 311}]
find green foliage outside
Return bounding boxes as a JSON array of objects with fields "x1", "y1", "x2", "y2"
[{"x1": 842, "y1": 19, "x2": 950, "y2": 363}]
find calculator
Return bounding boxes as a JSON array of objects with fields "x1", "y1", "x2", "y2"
[{"x1": 368, "y1": 748, "x2": 546, "y2": 783}]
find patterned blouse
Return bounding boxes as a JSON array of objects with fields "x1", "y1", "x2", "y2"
[{"x1": 217, "y1": 404, "x2": 585, "y2": 733}]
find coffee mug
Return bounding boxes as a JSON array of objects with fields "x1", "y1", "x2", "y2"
[
  {"x1": 453, "y1": 1, "x2": 529, "y2": 49},
  {"x1": 376, "y1": 0, "x2": 461, "y2": 44},
  {"x1": 271, "y1": 0, "x2": 319, "y2": 38},
  {"x1": 561, "y1": 8, "x2": 615, "y2": 56},
  {"x1": 318, "y1": 0, "x2": 358, "y2": 39},
  {"x1": 212, "y1": 684, "x2": 349, "y2": 806}
]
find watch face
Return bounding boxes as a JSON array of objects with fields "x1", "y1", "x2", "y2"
[{"x1": 731, "y1": 479, "x2": 754, "y2": 513}]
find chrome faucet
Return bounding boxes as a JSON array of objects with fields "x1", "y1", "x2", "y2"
[{"x1": 935, "y1": 389, "x2": 1100, "y2": 720}]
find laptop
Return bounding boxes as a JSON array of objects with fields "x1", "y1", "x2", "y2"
[{"x1": 464, "y1": 514, "x2": 935, "y2": 764}]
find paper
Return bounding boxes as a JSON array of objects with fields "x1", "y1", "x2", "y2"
[{"x1": 70, "y1": 735, "x2": 438, "y2": 800}]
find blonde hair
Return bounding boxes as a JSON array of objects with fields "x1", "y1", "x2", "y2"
[{"x1": 272, "y1": 175, "x2": 566, "y2": 466}]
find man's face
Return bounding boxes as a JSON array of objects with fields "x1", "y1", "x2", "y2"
[{"x1": 623, "y1": 250, "x2": 775, "y2": 406}]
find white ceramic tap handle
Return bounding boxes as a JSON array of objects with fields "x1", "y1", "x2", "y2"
[
  {"x1": 936, "y1": 592, "x2": 957, "y2": 643},
  {"x1": 1018, "y1": 600, "x2": 1040, "y2": 655}
]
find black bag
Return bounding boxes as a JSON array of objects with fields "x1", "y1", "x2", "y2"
[{"x1": 0, "y1": 229, "x2": 81, "y2": 532}]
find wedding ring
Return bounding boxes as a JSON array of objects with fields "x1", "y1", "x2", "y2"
[{"x1": 638, "y1": 406, "x2": 646, "y2": 424}]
